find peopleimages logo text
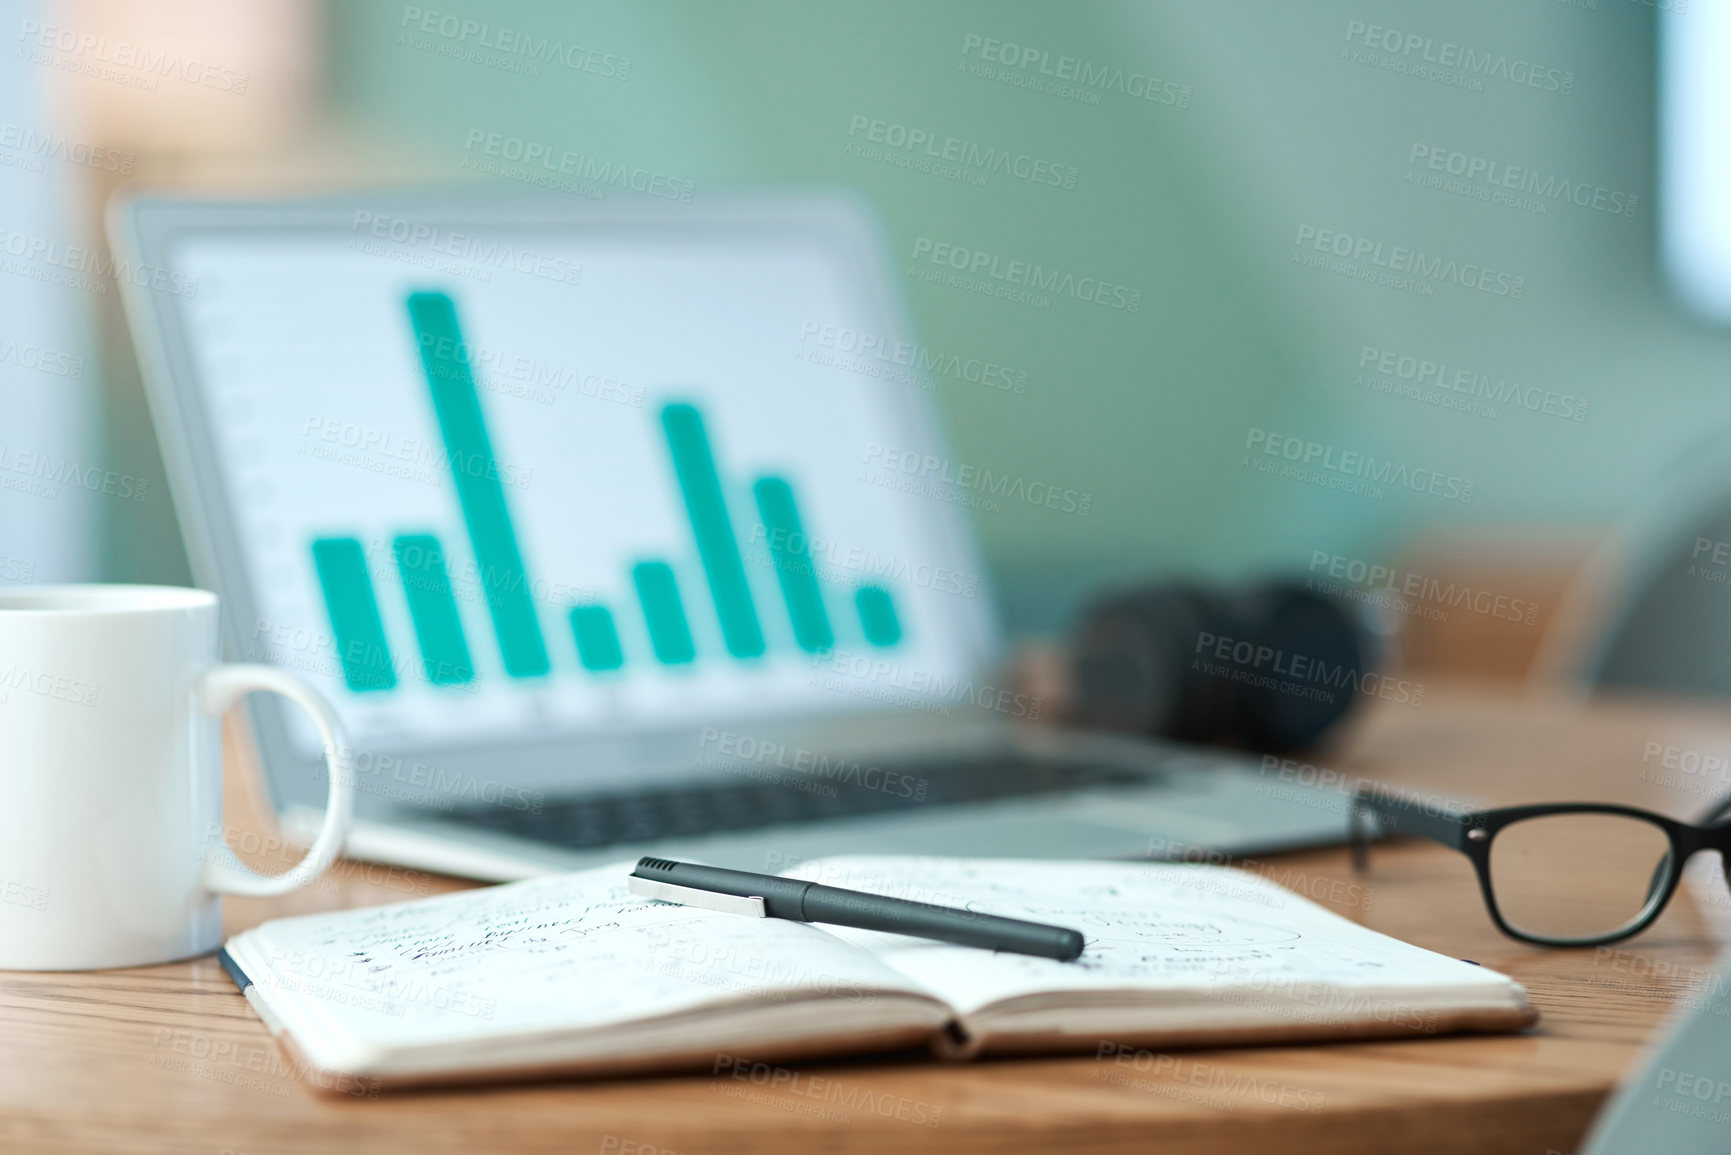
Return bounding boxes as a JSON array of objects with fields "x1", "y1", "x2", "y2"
[
  {"x1": 1192, "y1": 631, "x2": 1424, "y2": 707},
  {"x1": 910, "y1": 237, "x2": 1141, "y2": 311},
  {"x1": 863, "y1": 442, "x2": 1092, "y2": 515},
  {"x1": 1294, "y1": 224, "x2": 1525, "y2": 299},
  {"x1": 799, "y1": 322, "x2": 1028, "y2": 394},
  {"x1": 1343, "y1": 21, "x2": 1574, "y2": 94},
  {"x1": 0, "y1": 226, "x2": 197, "y2": 297},
  {"x1": 399, "y1": 8, "x2": 630, "y2": 78},
  {"x1": 16, "y1": 20, "x2": 250, "y2": 92},
  {"x1": 0, "y1": 123, "x2": 131, "y2": 173},
  {"x1": 1244, "y1": 428, "x2": 1474, "y2": 502},
  {"x1": 462, "y1": 130, "x2": 693, "y2": 203},
  {"x1": 847, "y1": 114, "x2": 1078, "y2": 188},
  {"x1": 350, "y1": 211, "x2": 583, "y2": 284},
  {"x1": 1408, "y1": 144, "x2": 1636, "y2": 217},
  {"x1": 960, "y1": 33, "x2": 1191, "y2": 106},
  {"x1": 1307, "y1": 551, "x2": 1539, "y2": 625},
  {"x1": 1358, "y1": 345, "x2": 1587, "y2": 420},
  {"x1": 698, "y1": 728, "x2": 930, "y2": 801}
]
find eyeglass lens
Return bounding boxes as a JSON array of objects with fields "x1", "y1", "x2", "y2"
[{"x1": 1487, "y1": 813, "x2": 1674, "y2": 942}]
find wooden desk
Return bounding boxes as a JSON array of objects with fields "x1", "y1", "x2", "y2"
[{"x1": 3, "y1": 682, "x2": 1727, "y2": 1154}]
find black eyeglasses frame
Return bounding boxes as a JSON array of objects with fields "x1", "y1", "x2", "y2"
[{"x1": 1349, "y1": 787, "x2": 1731, "y2": 947}]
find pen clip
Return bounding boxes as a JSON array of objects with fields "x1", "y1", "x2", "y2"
[{"x1": 628, "y1": 875, "x2": 768, "y2": 918}]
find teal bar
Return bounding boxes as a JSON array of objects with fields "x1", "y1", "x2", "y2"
[
  {"x1": 752, "y1": 476, "x2": 834, "y2": 653},
  {"x1": 855, "y1": 585, "x2": 902, "y2": 647},
  {"x1": 660, "y1": 403, "x2": 764, "y2": 658},
  {"x1": 570, "y1": 604, "x2": 625, "y2": 672},
  {"x1": 633, "y1": 561, "x2": 696, "y2": 665},
  {"x1": 310, "y1": 537, "x2": 397, "y2": 692},
  {"x1": 392, "y1": 534, "x2": 474, "y2": 685},
  {"x1": 407, "y1": 291, "x2": 550, "y2": 678}
]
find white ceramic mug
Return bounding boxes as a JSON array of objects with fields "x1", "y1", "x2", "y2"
[{"x1": 0, "y1": 585, "x2": 353, "y2": 970}]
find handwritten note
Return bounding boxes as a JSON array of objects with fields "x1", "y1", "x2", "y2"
[
  {"x1": 227, "y1": 855, "x2": 1525, "y2": 1074},
  {"x1": 229, "y1": 862, "x2": 923, "y2": 1056},
  {"x1": 783, "y1": 857, "x2": 1517, "y2": 1016}
]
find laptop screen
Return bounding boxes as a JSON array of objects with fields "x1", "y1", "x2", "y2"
[{"x1": 163, "y1": 208, "x2": 993, "y2": 763}]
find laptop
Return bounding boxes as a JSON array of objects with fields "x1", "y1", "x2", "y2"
[{"x1": 109, "y1": 189, "x2": 1351, "y2": 882}]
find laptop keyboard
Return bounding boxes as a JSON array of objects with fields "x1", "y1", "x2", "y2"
[{"x1": 430, "y1": 754, "x2": 1153, "y2": 852}]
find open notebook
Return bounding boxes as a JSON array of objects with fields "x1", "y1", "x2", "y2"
[{"x1": 219, "y1": 856, "x2": 1536, "y2": 1089}]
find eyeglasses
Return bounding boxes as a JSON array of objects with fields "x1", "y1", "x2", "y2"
[{"x1": 1350, "y1": 787, "x2": 1731, "y2": 947}]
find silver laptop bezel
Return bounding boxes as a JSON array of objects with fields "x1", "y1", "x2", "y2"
[{"x1": 108, "y1": 187, "x2": 1002, "y2": 824}]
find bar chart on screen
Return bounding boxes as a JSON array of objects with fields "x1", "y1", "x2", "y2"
[
  {"x1": 306, "y1": 290, "x2": 903, "y2": 697},
  {"x1": 174, "y1": 229, "x2": 984, "y2": 754}
]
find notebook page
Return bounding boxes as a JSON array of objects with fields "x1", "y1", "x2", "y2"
[
  {"x1": 228, "y1": 861, "x2": 935, "y2": 1065},
  {"x1": 781, "y1": 857, "x2": 1522, "y2": 1018}
]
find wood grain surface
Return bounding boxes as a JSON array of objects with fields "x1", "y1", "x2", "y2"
[{"x1": 2, "y1": 681, "x2": 1727, "y2": 1154}]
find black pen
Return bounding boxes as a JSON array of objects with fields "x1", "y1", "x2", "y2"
[{"x1": 627, "y1": 856, "x2": 1085, "y2": 962}]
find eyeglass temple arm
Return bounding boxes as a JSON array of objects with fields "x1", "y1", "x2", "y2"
[
  {"x1": 1350, "y1": 790, "x2": 1472, "y2": 872},
  {"x1": 1648, "y1": 795, "x2": 1729, "y2": 902}
]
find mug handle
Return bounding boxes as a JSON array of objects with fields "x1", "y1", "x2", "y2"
[{"x1": 195, "y1": 664, "x2": 355, "y2": 897}]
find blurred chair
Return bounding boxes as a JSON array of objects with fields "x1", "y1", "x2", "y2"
[
  {"x1": 1578, "y1": 950, "x2": 1731, "y2": 1155},
  {"x1": 1536, "y1": 430, "x2": 1731, "y2": 698},
  {"x1": 1386, "y1": 531, "x2": 1595, "y2": 684},
  {"x1": 1589, "y1": 514, "x2": 1731, "y2": 696}
]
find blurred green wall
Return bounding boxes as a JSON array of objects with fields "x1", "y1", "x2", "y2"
[{"x1": 279, "y1": 0, "x2": 1723, "y2": 632}]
